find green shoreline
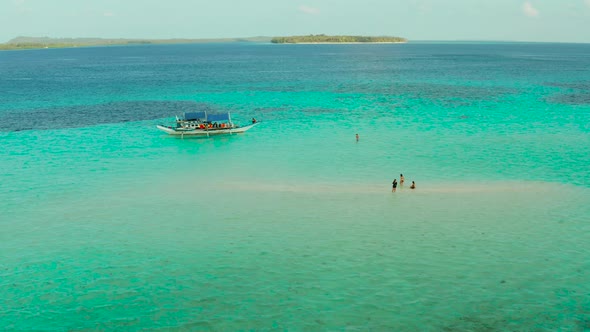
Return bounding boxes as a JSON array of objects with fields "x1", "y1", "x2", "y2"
[{"x1": 271, "y1": 35, "x2": 407, "y2": 44}]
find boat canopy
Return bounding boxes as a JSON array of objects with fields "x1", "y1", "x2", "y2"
[
  {"x1": 184, "y1": 111, "x2": 206, "y2": 121},
  {"x1": 207, "y1": 113, "x2": 230, "y2": 122}
]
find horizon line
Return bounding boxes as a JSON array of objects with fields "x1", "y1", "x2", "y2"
[{"x1": 3, "y1": 36, "x2": 589, "y2": 45}]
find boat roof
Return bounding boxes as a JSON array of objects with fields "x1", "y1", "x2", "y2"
[
  {"x1": 183, "y1": 111, "x2": 206, "y2": 121},
  {"x1": 182, "y1": 111, "x2": 230, "y2": 122},
  {"x1": 207, "y1": 113, "x2": 230, "y2": 122}
]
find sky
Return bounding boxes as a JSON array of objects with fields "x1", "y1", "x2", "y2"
[{"x1": 2, "y1": 0, "x2": 590, "y2": 43}]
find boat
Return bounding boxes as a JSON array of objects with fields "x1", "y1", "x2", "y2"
[{"x1": 157, "y1": 111, "x2": 258, "y2": 137}]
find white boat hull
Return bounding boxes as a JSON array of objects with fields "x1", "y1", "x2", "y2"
[{"x1": 156, "y1": 123, "x2": 258, "y2": 136}]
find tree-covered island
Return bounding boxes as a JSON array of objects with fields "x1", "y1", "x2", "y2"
[{"x1": 271, "y1": 34, "x2": 407, "y2": 44}]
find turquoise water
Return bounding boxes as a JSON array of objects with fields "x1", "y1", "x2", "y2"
[{"x1": 1, "y1": 43, "x2": 590, "y2": 330}]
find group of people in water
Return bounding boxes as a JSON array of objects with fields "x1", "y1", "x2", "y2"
[
  {"x1": 392, "y1": 174, "x2": 415, "y2": 192},
  {"x1": 355, "y1": 135, "x2": 415, "y2": 192}
]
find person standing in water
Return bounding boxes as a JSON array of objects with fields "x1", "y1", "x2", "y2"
[
  {"x1": 410, "y1": 181, "x2": 416, "y2": 189},
  {"x1": 392, "y1": 179, "x2": 398, "y2": 192},
  {"x1": 355, "y1": 133, "x2": 359, "y2": 141},
  {"x1": 400, "y1": 174, "x2": 405, "y2": 186}
]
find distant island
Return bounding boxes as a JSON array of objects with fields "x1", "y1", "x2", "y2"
[
  {"x1": 271, "y1": 35, "x2": 407, "y2": 44},
  {"x1": 0, "y1": 34, "x2": 408, "y2": 51},
  {"x1": 0, "y1": 36, "x2": 272, "y2": 50}
]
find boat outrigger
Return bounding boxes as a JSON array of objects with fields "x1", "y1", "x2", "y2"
[{"x1": 157, "y1": 111, "x2": 258, "y2": 137}]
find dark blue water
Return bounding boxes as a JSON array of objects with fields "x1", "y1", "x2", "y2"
[{"x1": 2, "y1": 43, "x2": 589, "y2": 125}]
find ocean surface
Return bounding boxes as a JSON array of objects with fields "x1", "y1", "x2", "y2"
[{"x1": 1, "y1": 42, "x2": 589, "y2": 330}]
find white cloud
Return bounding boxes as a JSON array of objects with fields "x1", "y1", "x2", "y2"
[
  {"x1": 299, "y1": 5, "x2": 319, "y2": 15},
  {"x1": 103, "y1": 12, "x2": 115, "y2": 17},
  {"x1": 522, "y1": 2, "x2": 539, "y2": 17},
  {"x1": 418, "y1": 2, "x2": 432, "y2": 14},
  {"x1": 13, "y1": 0, "x2": 31, "y2": 14}
]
